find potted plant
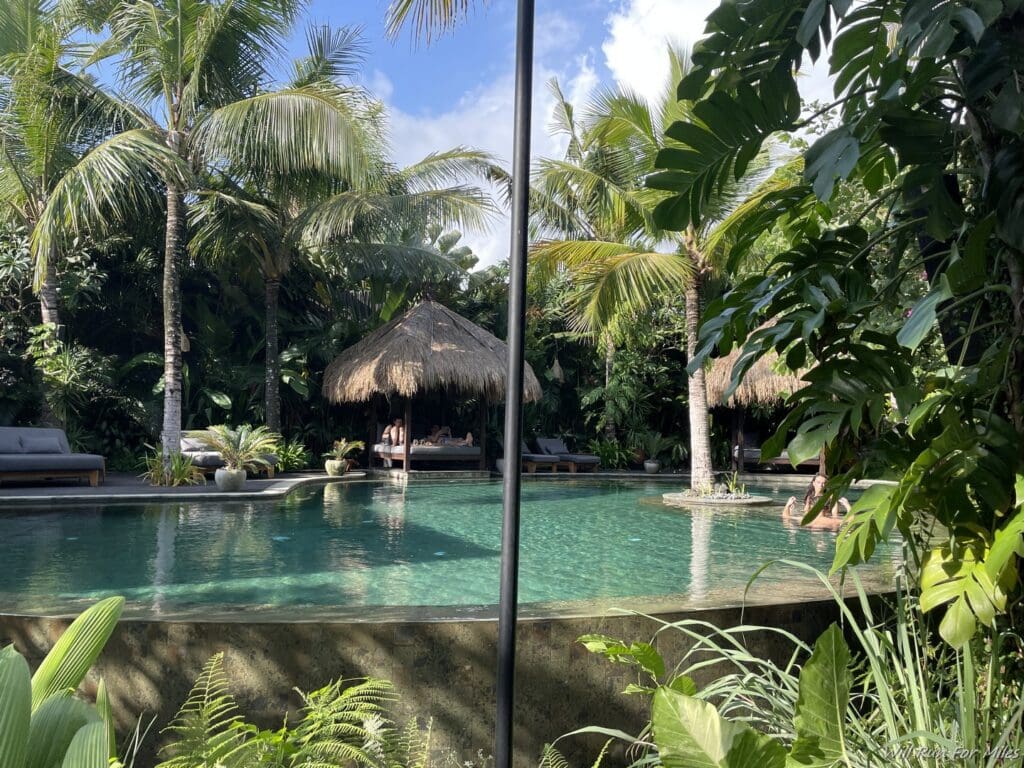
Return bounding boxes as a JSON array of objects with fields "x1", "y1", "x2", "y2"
[
  {"x1": 640, "y1": 431, "x2": 672, "y2": 474},
  {"x1": 188, "y1": 424, "x2": 279, "y2": 491},
  {"x1": 323, "y1": 439, "x2": 365, "y2": 476}
]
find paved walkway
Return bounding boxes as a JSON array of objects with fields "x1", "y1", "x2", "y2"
[
  {"x1": 0, "y1": 471, "x2": 366, "y2": 506},
  {"x1": 0, "y1": 468, "x2": 835, "y2": 508}
]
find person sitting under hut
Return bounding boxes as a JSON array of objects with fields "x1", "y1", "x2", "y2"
[
  {"x1": 382, "y1": 418, "x2": 405, "y2": 446},
  {"x1": 424, "y1": 425, "x2": 474, "y2": 446},
  {"x1": 783, "y1": 473, "x2": 851, "y2": 528}
]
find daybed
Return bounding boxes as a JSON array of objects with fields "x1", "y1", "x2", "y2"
[
  {"x1": 0, "y1": 427, "x2": 105, "y2": 487},
  {"x1": 179, "y1": 437, "x2": 278, "y2": 477},
  {"x1": 536, "y1": 437, "x2": 601, "y2": 473},
  {"x1": 371, "y1": 442, "x2": 481, "y2": 470},
  {"x1": 733, "y1": 444, "x2": 820, "y2": 471}
]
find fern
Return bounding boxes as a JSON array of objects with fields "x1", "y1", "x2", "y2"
[
  {"x1": 540, "y1": 740, "x2": 612, "y2": 768},
  {"x1": 291, "y1": 677, "x2": 401, "y2": 766},
  {"x1": 388, "y1": 719, "x2": 433, "y2": 768},
  {"x1": 156, "y1": 653, "x2": 254, "y2": 767}
]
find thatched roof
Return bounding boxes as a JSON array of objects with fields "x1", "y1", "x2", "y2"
[
  {"x1": 322, "y1": 301, "x2": 543, "y2": 404},
  {"x1": 705, "y1": 346, "x2": 804, "y2": 407}
]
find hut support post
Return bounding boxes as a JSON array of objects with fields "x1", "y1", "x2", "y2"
[
  {"x1": 404, "y1": 398, "x2": 413, "y2": 472},
  {"x1": 478, "y1": 398, "x2": 487, "y2": 471},
  {"x1": 496, "y1": 0, "x2": 535, "y2": 764},
  {"x1": 367, "y1": 398, "x2": 377, "y2": 469}
]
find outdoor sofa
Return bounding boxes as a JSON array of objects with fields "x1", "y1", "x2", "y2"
[
  {"x1": 179, "y1": 437, "x2": 278, "y2": 477},
  {"x1": 0, "y1": 426, "x2": 105, "y2": 487},
  {"x1": 536, "y1": 437, "x2": 601, "y2": 473},
  {"x1": 371, "y1": 441, "x2": 482, "y2": 470}
]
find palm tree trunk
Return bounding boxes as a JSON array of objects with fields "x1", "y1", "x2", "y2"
[
  {"x1": 685, "y1": 272, "x2": 714, "y2": 491},
  {"x1": 35, "y1": 253, "x2": 61, "y2": 426},
  {"x1": 265, "y1": 276, "x2": 281, "y2": 433},
  {"x1": 603, "y1": 332, "x2": 616, "y2": 440},
  {"x1": 38, "y1": 256, "x2": 61, "y2": 330},
  {"x1": 161, "y1": 182, "x2": 186, "y2": 460}
]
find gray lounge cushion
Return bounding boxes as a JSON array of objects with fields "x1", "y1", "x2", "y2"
[
  {"x1": 180, "y1": 437, "x2": 207, "y2": 452},
  {"x1": 536, "y1": 438, "x2": 600, "y2": 464},
  {"x1": 0, "y1": 432, "x2": 23, "y2": 454},
  {"x1": 373, "y1": 443, "x2": 480, "y2": 457},
  {"x1": 22, "y1": 436, "x2": 64, "y2": 454},
  {"x1": 0, "y1": 453, "x2": 104, "y2": 471}
]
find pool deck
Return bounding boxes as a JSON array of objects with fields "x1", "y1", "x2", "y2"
[{"x1": 0, "y1": 468, "x2": 874, "y2": 508}]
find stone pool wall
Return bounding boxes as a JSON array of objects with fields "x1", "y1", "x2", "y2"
[{"x1": 0, "y1": 597, "x2": 851, "y2": 767}]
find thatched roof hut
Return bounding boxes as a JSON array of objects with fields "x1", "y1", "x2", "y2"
[
  {"x1": 705, "y1": 346, "x2": 804, "y2": 407},
  {"x1": 322, "y1": 300, "x2": 542, "y2": 404}
]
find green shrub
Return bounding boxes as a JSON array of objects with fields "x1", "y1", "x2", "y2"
[
  {"x1": 274, "y1": 437, "x2": 311, "y2": 472},
  {"x1": 586, "y1": 438, "x2": 631, "y2": 469},
  {"x1": 0, "y1": 597, "x2": 125, "y2": 768},
  {"x1": 140, "y1": 445, "x2": 206, "y2": 487},
  {"x1": 553, "y1": 564, "x2": 1024, "y2": 768},
  {"x1": 157, "y1": 654, "x2": 431, "y2": 767}
]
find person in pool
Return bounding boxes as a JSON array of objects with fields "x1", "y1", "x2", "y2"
[{"x1": 783, "y1": 473, "x2": 851, "y2": 526}]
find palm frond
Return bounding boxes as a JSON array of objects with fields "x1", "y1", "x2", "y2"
[
  {"x1": 530, "y1": 239, "x2": 693, "y2": 336},
  {"x1": 30, "y1": 128, "x2": 189, "y2": 289},
  {"x1": 192, "y1": 85, "x2": 375, "y2": 182},
  {"x1": 313, "y1": 242, "x2": 464, "y2": 284},
  {"x1": 297, "y1": 185, "x2": 496, "y2": 245},
  {"x1": 546, "y1": 78, "x2": 584, "y2": 163},
  {"x1": 291, "y1": 23, "x2": 367, "y2": 87},
  {"x1": 399, "y1": 146, "x2": 503, "y2": 191},
  {"x1": 385, "y1": 0, "x2": 478, "y2": 43}
]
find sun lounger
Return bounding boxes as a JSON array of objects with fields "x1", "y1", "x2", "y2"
[
  {"x1": 497, "y1": 439, "x2": 560, "y2": 473},
  {"x1": 0, "y1": 427, "x2": 105, "y2": 487},
  {"x1": 733, "y1": 444, "x2": 820, "y2": 470},
  {"x1": 536, "y1": 437, "x2": 600, "y2": 473}
]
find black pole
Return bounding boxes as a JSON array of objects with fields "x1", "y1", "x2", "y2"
[{"x1": 496, "y1": 0, "x2": 535, "y2": 766}]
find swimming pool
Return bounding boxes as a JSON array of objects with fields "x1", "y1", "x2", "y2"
[{"x1": 0, "y1": 479, "x2": 899, "y2": 620}]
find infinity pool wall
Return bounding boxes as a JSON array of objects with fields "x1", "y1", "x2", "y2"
[{"x1": 0, "y1": 598, "x2": 846, "y2": 767}]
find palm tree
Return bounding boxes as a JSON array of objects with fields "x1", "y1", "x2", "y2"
[
  {"x1": 0, "y1": 0, "x2": 184, "y2": 333},
  {"x1": 1, "y1": 0, "x2": 186, "y2": 427},
  {"x1": 190, "y1": 23, "x2": 498, "y2": 432},
  {"x1": 88, "y1": 0, "x2": 374, "y2": 458},
  {"x1": 530, "y1": 51, "x2": 778, "y2": 490}
]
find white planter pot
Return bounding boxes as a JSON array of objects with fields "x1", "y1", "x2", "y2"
[
  {"x1": 644, "y1": 459, "x2": 662, "y2": 475},
  {"x1": 214, "y1": 468, "x2": 246, "y2": 492},
  {"x1": 324, "y1": 459, "x2": 348, "y2": 477}
]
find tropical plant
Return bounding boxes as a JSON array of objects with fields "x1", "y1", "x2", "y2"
[
  {"x1": 187, "y1": 425, "x2": 278, "y2": 473},
  {"x1": 586, "y1": 438, "x2": 630, "y2": 470},
  {"x1": 656, "y1": 0, "x2": 1024, "y2": 646},
  {"x1": 156, "y1": 653, "x2": 432, "y2": 767},
  {"x1": 558, "y1": 565, "x2": 1024, "y2": 768},
  {"x1": 639, "y1": 432, "x2": 673, "y2": 463},
  {"x1": 140, "y1": 444, "x2": 206, "y2": 487},
  {"x1": 274, "y1": 437, "x2": 312, "y2": 472},
  {"x1": 81, "y1": 0, "x2": 374, "y2": 460},
  {"x1": 323, "y1": 438, "x2": 366, "y2": 462},
  {"x1": 0, "y1": 596, "x2": 125, "y2": 767},
  {"x1": 529, "y1": 52, "x2": 781, "y2": 489}
]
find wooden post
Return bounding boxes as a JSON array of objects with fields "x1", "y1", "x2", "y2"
[
  {"x1": 403, "y1": 397, "x2": 413, "y2": 472},
  {"x1": 478, "y1": 397, "x2": 487, "y2": 470},
  {"x1": 367, "y1": 397, "x2": 377, "y2": 469},
  {"x1": 735, "y1": 408, "x2": 746, "y2": 472}
]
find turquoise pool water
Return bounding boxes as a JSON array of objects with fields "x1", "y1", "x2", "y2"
[{"x1": 0, "y1": 479, "x2": 899, "y2": 620}]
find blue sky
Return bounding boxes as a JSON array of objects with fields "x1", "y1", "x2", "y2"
[{"x1": 280, "y1": 0, "x2": 753, "y2": 265}]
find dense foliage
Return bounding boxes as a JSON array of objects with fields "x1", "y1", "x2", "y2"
[{"x1": 652, "y1": 0, "x2": 1024, "y2": 645}]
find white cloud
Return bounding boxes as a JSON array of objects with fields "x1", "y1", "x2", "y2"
[
  {"x1": 603, "y1": 0, "x2": 836, "y2": 107},
  {"x1": 603, "y1": 0, "x2": 719, "y2": 106}
]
